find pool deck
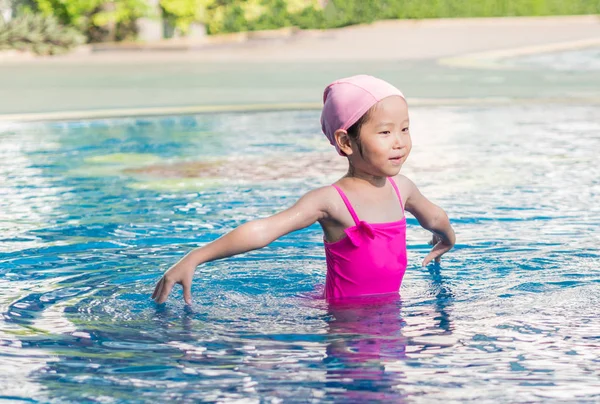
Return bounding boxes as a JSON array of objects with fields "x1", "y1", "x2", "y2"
[{"x1": 1, "y1": 15, "x2": 600, "y2": 122}]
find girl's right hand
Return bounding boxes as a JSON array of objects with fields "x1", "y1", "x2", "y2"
[{"x1": 152, "y1": 255, "x2": 197, "y2": 305}]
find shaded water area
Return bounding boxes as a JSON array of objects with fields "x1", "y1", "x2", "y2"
[{"x1": 1, "y1": 104, "x2": 599, "y2": 402}]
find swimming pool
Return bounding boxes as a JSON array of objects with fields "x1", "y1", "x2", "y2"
[{"x1": 1, "y1": 105, "x2": 599, "y2": 402}]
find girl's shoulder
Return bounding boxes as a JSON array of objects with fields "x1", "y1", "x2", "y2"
[
  {"x1": 298, "y1": 185, "x2": 344, "y2": 211},
  {"x1": 300, "y1": 184, "x2": 350, "y2": 224},
  {"x1": 391, "y1": 174, "x2": 418, "y2": 199},
  {"x1": 391, "y1": 173, "x2": 412, "y2": 186}
]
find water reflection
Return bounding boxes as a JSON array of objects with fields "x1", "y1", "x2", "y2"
[
  {"x1": 322, "y1": 267, "x2": 455, "y2": 401},
  {"x1": 424, "y1": 264, "x2": 454, "y2": 336},
  {"x1": 324, "y1": 294, "x2": 407, "y2": 401}
]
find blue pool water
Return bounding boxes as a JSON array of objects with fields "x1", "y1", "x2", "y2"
[{"x1": 1, "y1": 105, "x2": 599, "y2": 402}]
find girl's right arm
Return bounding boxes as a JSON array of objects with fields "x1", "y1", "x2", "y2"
[{"x1": 151, "y1": 187, "x2": 333, "y2": 304}]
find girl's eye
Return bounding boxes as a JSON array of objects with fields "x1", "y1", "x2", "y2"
[
  {"x1": 402, "y1": 127, "x2": 410, "y2": 132},
  {"x1": 380, "y1": 131, "x2": 391, "y2": 135}
]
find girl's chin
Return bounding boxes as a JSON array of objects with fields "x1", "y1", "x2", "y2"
[
  {"x1": 352, "y1": 162, "x2": 402, "y2": 178},
  {"x1": 386, "y1": 165, "x2": 403, "y2": 176}
]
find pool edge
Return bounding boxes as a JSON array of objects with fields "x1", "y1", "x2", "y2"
[{"x1": 2, "y1": 97, "x2": 600, "y2": 123}]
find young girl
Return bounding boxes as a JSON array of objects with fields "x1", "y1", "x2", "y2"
[{"x1": 152, "y1": 75, "x2": 456, "y2": 304}]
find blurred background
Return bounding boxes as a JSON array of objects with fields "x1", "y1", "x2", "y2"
[
  {"x1": 1, "y1": 0, "x2": 599, "y2": 117},
  {"x1": 1, "y1": 1, "x2": 600, "y2": 402},
  {"x1": 1, "y1": 0, "x2": 597, "y2": 53}
]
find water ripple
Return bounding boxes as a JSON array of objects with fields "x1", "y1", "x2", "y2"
[{"x1": 0, "y1": 106, "x2": 599, "y2": 402}]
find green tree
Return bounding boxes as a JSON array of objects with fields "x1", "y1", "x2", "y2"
[
  {"x1": 160, "y1": 0, "x2": 213, "y2": 34},
  {"x1": 29, "y1": 0, "x2": 150, "y2": 41}
]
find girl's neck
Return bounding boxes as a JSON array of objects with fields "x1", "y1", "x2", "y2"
[{"x1": 345, "y1": 165, "x2": 388, "y2": 188}]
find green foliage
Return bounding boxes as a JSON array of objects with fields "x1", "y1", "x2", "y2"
[
  {"x1": 288, "y1": 4, "x2": 326, "y2": 29},
  {"x1": 29, "y1": 0, "x2": 150, "y2": 42},
  {"x1": 7, "y1": 0, "x2": 600, "y2": 42},
  {"x1": 0, "y1": 13, "x2": 85, "y2": 55},
  {"x1": 205, "y1": 0, "x2": 600, "y2": 34},
  {"x1": 249, "y1": 0, "x2": 290, "y2": 31},
  {"x1": 205, "y1": 0, "x2": 322, "y2": 34},
  {"x1": 160, "y1": 0, "x2": 212, "y2": 33},
  {"x1": 384, "y1": 0, "x2": 600, "y2": 19}
]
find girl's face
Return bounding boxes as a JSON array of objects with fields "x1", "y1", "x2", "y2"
[{"x1": 349, "y1": 96, "x2": 411, "y2": 178}]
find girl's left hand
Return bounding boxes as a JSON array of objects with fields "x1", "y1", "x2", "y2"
[{"x1": 422, "y1": 234, "x2": 453, "y2": 266}]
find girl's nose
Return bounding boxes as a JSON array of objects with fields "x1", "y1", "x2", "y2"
[{"x1": 393, "y1": 132, "x2": 405, "y2": 148}]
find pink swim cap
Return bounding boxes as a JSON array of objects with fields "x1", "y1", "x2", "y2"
[{"x1": 320, "y1": 75, "x2": 405, "y2": 156}]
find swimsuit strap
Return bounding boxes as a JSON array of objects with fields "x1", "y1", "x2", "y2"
[
  {"x1": 331, "y1": 184, "x2": 361, "y2": 225},
  {"x1": 388, "y1": 177, "x2": 405, "y2": 212}
]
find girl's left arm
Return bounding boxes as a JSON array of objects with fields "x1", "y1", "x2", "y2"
[{"x1": 398, "y1": 175, "x2": 456, "y2": 266}]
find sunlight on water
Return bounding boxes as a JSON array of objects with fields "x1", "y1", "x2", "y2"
[{"x1": 0, "y1": 106, "x2": 599, "y2": 402}]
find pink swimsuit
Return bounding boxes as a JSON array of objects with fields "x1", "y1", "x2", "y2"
[{"x1": 324, "y1": 178, "x2": 408, "y2": 300}]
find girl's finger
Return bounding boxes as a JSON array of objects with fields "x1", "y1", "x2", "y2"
[
  {"x1": 152, "y1": 278, "x2": 163, "y2": 300},
  {"x1": 422, "y1": 254, "x2": 436, "y2": 266},
  {"x1": 422, "y1": 252, "x2": 436, "y2": 266},
  {"x1": 422, "y1": 244, "x2": 450, "y2": 266},
  {"x1": 157, "y1": 279, "x2": 176, "y2": 304},
  {"x1": 153, "y1": 280, "x2": 164, "y2": 302},
  {"x1": 183, "y1": 281, "x2": 192, "y2": 305}
]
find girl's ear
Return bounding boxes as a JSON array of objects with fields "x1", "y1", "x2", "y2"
[{"x1": 334, "y1": 129, "x2": 353, "y2": 156}]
